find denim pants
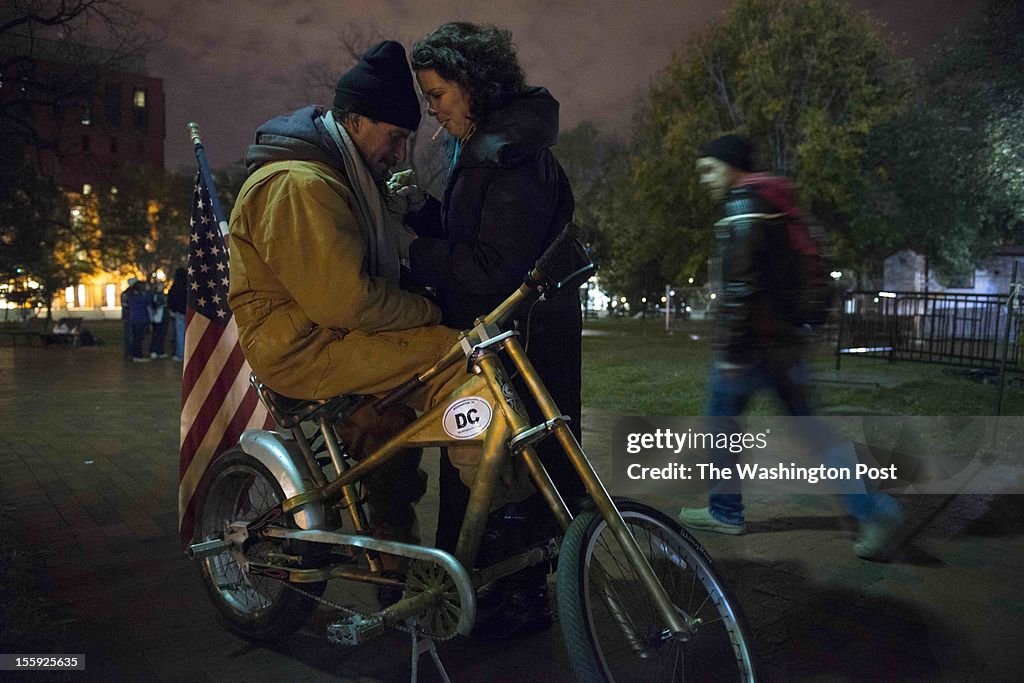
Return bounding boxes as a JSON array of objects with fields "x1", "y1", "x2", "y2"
[
  {"x1": 705, "y1": 355, "x2": 898, "y2": 525},
  {"x1": 173, "y1": 312, "x2": 186, "y2": 358}
]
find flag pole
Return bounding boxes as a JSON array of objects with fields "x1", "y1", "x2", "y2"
[{"x1": 186, "y1": 122, "x2": 229, "y2": 234}]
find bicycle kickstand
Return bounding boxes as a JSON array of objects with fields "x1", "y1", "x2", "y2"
[{"x1": 407, "y1": 619, "x2": 451, "y2": 683}]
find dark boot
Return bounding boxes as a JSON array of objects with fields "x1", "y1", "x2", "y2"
[{"x1": 471, "y1": 580, "x2": 553, "y2": 641}]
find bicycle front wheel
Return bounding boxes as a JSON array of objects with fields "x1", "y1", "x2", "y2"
[
  {"x1": 557, "y1": 499, "x2": 757, "y2": 682},
  {"x1": 195, "y1": 447, "x2": 326, "y2": 640}
]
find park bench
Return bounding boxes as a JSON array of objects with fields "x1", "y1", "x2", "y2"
[
  {"x1": 45, "y1": 317, "x2": 84, "y2": 346},
  {"x1": 3, "y1": 316, "x2": 48, "y2": 346}
]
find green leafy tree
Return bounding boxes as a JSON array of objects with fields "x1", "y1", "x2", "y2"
[
  {"x1": 555, "y1": 121, "x2": 676, "y2": 306},
  {"x1": 858, "y1": 0, "x2": 1023, "y2": 281},
  {"x1": 95, "y1": 167, "x2": 192, "y2": 280},
  {"x1": 626, "y1": 0, "x2": 908, "y2": 288},
  {"x1": 554, "y1": 122, "x2": 626, "y2": 265},
  {"x1": 0, "y1": 162, "x2": 94, "y2": 319}
]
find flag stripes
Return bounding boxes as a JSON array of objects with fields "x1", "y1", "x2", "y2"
[{"x1": 177, "y1": 169, "x2": 271, "y2": 547}]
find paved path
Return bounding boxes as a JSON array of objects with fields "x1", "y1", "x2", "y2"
[{"x1": 1, "y1": 342, "x2": 1022, "y2": 681}]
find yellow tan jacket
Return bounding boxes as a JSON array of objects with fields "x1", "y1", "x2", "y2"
[{"x1": 228, "y1": 159, "x2": 451, "y2": 399}]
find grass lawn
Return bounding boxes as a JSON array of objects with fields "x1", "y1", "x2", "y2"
[
  {"x1": 6, "y1": 316, "x2": 1018, "y2": 416},
  {"x1": 581, "y1": 317, "x2": 1023, "y2": 416}
]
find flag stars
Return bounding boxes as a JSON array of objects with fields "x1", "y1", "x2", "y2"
[{"x1": 187, "y1": 180, "x2": 233, "y2": 324}]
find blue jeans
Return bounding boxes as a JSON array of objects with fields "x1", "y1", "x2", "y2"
[
  {"x1": 173, "y1": 312, "x2": 186, "y2": 358},
  {"x1": 705, "y1": 355, "x2": 899, "y2": 525}
]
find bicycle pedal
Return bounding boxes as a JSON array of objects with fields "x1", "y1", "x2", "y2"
[{"x1": 327, "y1": 613, "x2": 385, "y2": 646}]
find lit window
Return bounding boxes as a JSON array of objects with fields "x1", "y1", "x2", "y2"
[
  {"x1": 106, "y1": 284, "x2": 116, "y2": 308},
  {"x1": 133, "y1": 88, "x2": 146, "y2": 108},
  {"x1": 65, "y1": 287, "x2": 75, "y2": 306},
  {"x1": 82, "y1": 183, "x2": 92, "y2": 195},
  {"x1": 77, "y1": 285, "x2": 86, "y2": 307}
]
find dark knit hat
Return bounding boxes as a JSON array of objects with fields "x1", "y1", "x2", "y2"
[
  {"x1": 334, "y1": 41, "x2": 421, "y2": 131},
  {"x1": 700, "y1": 134, "x2": 754, "y2": 171}
]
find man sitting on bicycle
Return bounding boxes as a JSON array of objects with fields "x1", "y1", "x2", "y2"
[{"x1": 228, "y1": 42, "x2": 529, "y2": 548}]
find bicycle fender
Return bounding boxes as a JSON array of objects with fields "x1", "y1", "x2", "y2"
[{"x1": 237, "y1": 429, "x2": 327, "y2": 530}]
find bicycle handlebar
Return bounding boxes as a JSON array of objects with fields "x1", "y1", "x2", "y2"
[{"x1": 526, "y1": 222, "x2": 579, "y2": 288}]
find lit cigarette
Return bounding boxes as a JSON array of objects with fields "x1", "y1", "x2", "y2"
[{"x1": 431, "y1": 126, "x2": 445, "y2": 142}]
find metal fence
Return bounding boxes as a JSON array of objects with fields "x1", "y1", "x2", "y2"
[{"x1": 836, "y1": 290, "x2": 1022, "y2": 370}]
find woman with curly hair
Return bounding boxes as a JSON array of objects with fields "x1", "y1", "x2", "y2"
[{"x1": 404, "y1": 22, "x2": 583, "y2": 640}]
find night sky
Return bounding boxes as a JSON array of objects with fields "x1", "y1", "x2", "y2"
[{"x1": 132, "y1": 0, "x2": 985, "y2": 172}]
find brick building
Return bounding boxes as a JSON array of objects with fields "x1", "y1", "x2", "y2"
[{"x1": 1, "y1": 32, "x2": 165, "y2": 318}]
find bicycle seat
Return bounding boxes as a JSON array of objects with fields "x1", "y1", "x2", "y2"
[{"x1": 249, "y1": 374, "x2": 362, "y2": 429}]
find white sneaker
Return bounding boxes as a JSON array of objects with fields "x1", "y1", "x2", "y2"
[
  {"x1": 132, "y1": 356, "x2": 151, "y2": 363},
  {"x1": 149, "y1": 352, "x2": 158, "y2": 359}
]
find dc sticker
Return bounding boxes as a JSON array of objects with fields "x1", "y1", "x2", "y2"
[{"x1": 442, "y1": 397, "x2": 492, "y2": 439}]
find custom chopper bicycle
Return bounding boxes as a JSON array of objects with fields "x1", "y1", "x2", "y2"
[{"x1": 187, "y1": 225, "x2": 757, "y2": 682}]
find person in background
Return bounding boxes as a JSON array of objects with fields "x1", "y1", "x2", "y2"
[
  {"x1": 167, "y1": 267, "x2": 187, "y2": 361},
  {"x1": 402, "y1": 21, "x2": 584, "y2": 639},
  {"x1": 125, "y1": 280, "x2": 151, "y2": 363},
  {"x1": 120, "y1": 277, "x2": 138, "y2": 360},
  {"x1": 677, "y1": 133, "x2": 904, "y2": 561},
  {"x1": 148, "y1": 281, "x2": 169, "y2": 359}
]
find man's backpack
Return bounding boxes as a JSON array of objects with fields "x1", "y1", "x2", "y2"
[{"x1": 782, "y1": 215, "x2": 833, "y2": 327}]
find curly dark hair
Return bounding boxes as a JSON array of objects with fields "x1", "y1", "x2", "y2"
[{"x1": 411, "y1": 22, "x2": 525, "y2": 119}]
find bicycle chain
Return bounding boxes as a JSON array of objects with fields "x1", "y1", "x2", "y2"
[{"x1": 265, "y1": 568, "x2": 459, "y2": 642}]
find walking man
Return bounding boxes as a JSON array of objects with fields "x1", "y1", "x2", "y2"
[{"x1": 677, "y1": 134, "x2": 904, "y2": 561}]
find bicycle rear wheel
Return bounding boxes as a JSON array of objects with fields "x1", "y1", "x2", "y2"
[
  {"x1": 557, "y1": 499, "x2": 757, "y2": 682},
  {"x1": 195, "y1": 447, "x2": 326, "y2": 640}
]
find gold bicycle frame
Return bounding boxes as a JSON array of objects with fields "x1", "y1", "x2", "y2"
[{"x1": 277, "y1": 275, "x2": 692, "y2": 639}]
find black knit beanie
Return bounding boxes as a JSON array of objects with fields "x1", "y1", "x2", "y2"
[
  {"x1": 334, "y1": 41, "x2": 421, "y2": 131},
  {"x1": 700, "y1": 134, "x2": 754, "y2": 171}
]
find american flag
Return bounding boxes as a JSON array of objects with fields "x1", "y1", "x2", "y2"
[{"x1": 177, "y1": 170, "x2": 271, "y2": 547}]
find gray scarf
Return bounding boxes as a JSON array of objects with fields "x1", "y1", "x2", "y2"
[{"x1": 321, "y1": 111, "x2": 401, "y2": 285}]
